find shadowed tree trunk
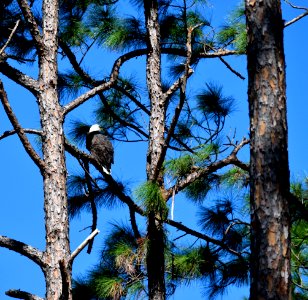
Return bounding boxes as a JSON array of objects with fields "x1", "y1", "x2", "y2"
[{"x1": 245, "y1": 0, "x2": 291, "y2": 299}]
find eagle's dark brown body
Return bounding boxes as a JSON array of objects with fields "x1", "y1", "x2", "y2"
[{"x1": 86, "y1": 127, "x2": 114, "y2": 174}]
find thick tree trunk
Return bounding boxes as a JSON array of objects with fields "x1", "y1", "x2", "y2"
[
  {"x1": 143, "y1": 1, "x2": 166, "y2": 300},
  {"x1": 39, "y1": 0, "x2": 72, "y2": 299},
  {"x1": 245, "y1": 1, "x2": 291, "y2": 299}
]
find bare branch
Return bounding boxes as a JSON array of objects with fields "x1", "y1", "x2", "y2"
[
  {"x1": 5, "y1": 289, "x2": 44, "y2": 300},
  {"x1": 62, "y1": 49, "x2": 147, "y2": 115},
  {"x1": 284, "y1": 0, "x2": 308, "y2": 27},
  {"x1": 0, "y1": 235, "x2": 45, "y2": 269},
  {"x1": 0, "y1": 80, "x2": 46, "y2": 173},
  {"x1": 0, "y1": 60, "x2": 40, "y2": 94},
  {"x1": 17, "y1": 0, "x2": 43, "y2": 53},
  {"x1": 83, "y1": 160, "x2": 98, "y2": 254},
  {"x1": 218, "y1": 56, "x2": 245, "y2": 80},
  {"x1": 164, "y1": 67, "x2": 194, "y2": 100},
  {"x1": 114, "y1": 84, "x2": 150, "y2": 115},
  {"x1": 70, "y1": 228, "x2": 100, "y2": 262},
  {"x1": 285, "y1": 11, "x2": 308, "y2": 27},
  {"x1": 166, "y1": 219, "x2": 243, "y2": 257},
  {"x1": 0, "y1": 128, "x2": 42, "y2": 141},
  {"x1": 0, "y1": 20, "x2": 20, "y2": 55}
]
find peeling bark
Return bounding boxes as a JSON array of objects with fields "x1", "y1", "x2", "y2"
[{"x1": 245, "y1": 0, "x2": 291, "y2": 299}]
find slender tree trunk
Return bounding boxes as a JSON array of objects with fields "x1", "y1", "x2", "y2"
[
  {"x1": 143, "y1": 1, "x2": 166, "y2": 299},
  {"x1": 245, "y1": 1, "x2": 291, "y2": 299},
  {"x1": 39, "y1": 0, "x2": 72, "y2": 299}
]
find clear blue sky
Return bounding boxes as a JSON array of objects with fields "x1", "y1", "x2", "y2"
[{"x1": 0, "y1": 1, "x2": 308, "y2": 299}]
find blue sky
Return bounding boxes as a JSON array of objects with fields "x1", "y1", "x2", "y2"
[{"x1": 0, "y1": 1, "x2": 308, "y2": 299}]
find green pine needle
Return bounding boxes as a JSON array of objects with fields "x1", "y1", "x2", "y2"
[
  {"x1": 165, "y1": 155, "x2": 194, "y2": 178},
  {"x1": 94, "y1": 275, "x2": 124, "y2": 299},
  {"x1": 184, "y1": 175, "x2": 219, "y2": 203},
  {"x1": 135, "y1": 181, "x2": 168, "y2": 218},
  {"x1": 221, "y1": 167, "x2": 249, "y2": 187},
  {"x1": 217, "y1": 4, "x2": 247, "y2": 53}
]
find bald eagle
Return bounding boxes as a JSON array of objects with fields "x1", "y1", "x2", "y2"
[{"x1": 86, "y1": 124, "x2": 114, "y2": 174}]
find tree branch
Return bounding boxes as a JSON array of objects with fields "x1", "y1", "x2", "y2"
[
  {"x1": 5, "y1": 290, "x2": 44, "y2": 300},
  {"x1": 62, "y1": 49, "x2": 147, "y2": 115},
  {"x1": 70, "y1": 228, "x2": 100, "y2": 262},
  {"x1": 58, "y1": 39, "x2": 95, "y2": 84},
  {"x1": 0, "y1": 20, "x2": 20, "y2": 56},
  {"x1": 83, "y1": 160, "x2": 98, "y2": 254},
  {"x1": 165, "y1": 219, "x2": 242, "y2": 257},
  {"x1": 62, "y1": 46, "x2": 239, "y2": 116},
  {"x1": 218, "y1": 56, "x2": 245, "y2": 80},
  {"x1": 0, "y1": 235, "x2": 45, "y2": 269},
  {"x1": 129, "y1": 207, "x2": 142, "y2": 240},
  {"x1": 17, "y1": 0, "x2": 43, "y2": 54},
  {"x1": 164, "y1": 138, "x2": 249, "y2": 199},
  {"x1": 0, "y1": 80, "x2": 46, "y2": 173},
  {"x1": 285, "y1": 10, "x2": 308, "y2": 27},
  {"x1": 0, "y1": 60, "x2": 40, "y2": 95},
  {"x1": 0, "y1": 128, "x2": 42, "y2": 141}
]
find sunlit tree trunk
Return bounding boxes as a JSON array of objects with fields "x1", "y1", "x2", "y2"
[
  {"x1": 39, "y1": 0, "x2": 72, "y2": 298},
  {"x1": 144, "y1": 1, "x2": 166, "y2": 299},
  {"x1": 245, "y1": 1, "x2": 291, "y2": 299}
]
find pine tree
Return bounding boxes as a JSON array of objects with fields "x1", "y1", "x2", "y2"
[
  {"x1": 245, "y1": 0, "x2": 291, "y2": 298},
  {"x1": 4, "y1": 0, "x2": 307, "y2": 299},
  {"x1": 63, "y1": 1, "x2": 249, "y2": 299}
]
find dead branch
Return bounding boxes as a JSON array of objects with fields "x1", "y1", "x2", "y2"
[
  {"x1": 0, "y1": 235, "x2": 45, "y2": 269},
  {"x1": 0, "y1": 80, "x2": 46, "y2": 173},
  {"x1": 5, "y1": 289, "x2": 44, "y2": 300},
  {"x1": 83, "y1": 160, "x2": 98, "y2": 254},
  {"x1": 285, "y1": 10, "x2": 308, "y2": 27},
  {"x1": 284, "y1": 0, "x2": 308, "y2": 27},
  {"x1": 218, "y1": 56, "x2": 245, "y2": 80},
  {"x1": 0, "y1": 20, "x2": 20, "y2": 55},
  {"x1": 0, "y1": 61, "x2": 40, "y2": 94},
  {"x1": 70, "y1": 228, "x2": 100, "y2": 262},
  {"x1": 0, "y1": 128, "x2": 42, "y2": 141}
]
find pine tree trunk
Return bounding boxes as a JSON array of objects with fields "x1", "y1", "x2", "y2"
[
  {"x1": 144, "y1": 1, "x2": 166, "y2": 299},
  {"x1": 39, "y1": 0, "x2": 72, "y2": 299},
  {"x1": 245, "y1": 1, "x2": 291, "y2": 299}
]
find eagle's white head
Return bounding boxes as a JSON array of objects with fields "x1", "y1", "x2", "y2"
[{"x1": 89, "y1": 124, "x2": 101, "y2": 133}]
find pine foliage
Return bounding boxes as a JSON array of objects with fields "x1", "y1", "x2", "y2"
[
  {"x1": 135, "y1": 181, "x2": 168, "y2": 218},
  {"x1": 217, "y1": 4, "x2": 247, "y2": 53}
]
